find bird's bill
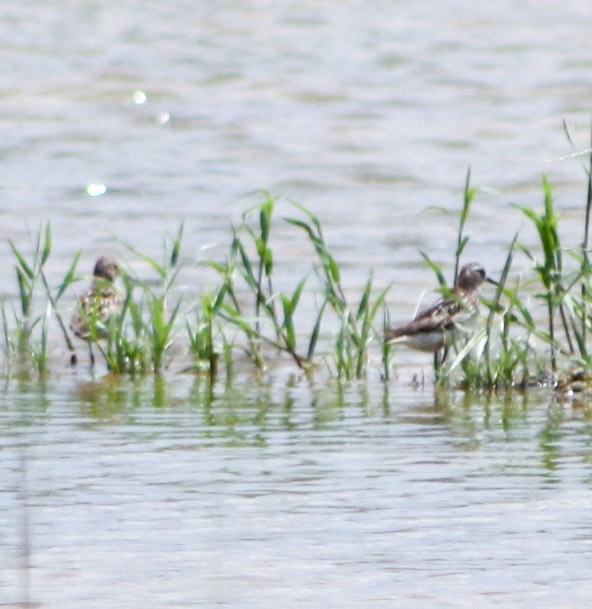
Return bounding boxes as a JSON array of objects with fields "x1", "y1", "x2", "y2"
[{"x1": 486, "y1": 276, "x2": 499, "y2": 286}]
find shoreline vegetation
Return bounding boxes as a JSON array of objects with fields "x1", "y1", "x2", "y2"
[{"x1": 5, "y1": 147, "x2": 592, "y2": 394}]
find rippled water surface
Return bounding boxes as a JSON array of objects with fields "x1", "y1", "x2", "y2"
[
  {"x1": 3, "y1": 376, "x2": 592, "y2": 608},
  {"x1": 2, "y1": 1, "x2": 592, "y2": 607}
]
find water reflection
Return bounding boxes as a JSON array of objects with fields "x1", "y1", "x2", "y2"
[
  {"x1": 6, "y1": 369, "x2": 592, "y2": 459},
  {"x1": 32, "y1": 368, "x2": 592, "y2": 462},
  {"x1": 3, "y1": 372, "x2": 592, "y2": 609}
]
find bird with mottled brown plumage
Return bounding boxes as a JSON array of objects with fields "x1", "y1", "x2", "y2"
[
  {"x1": 70, "y1": 256, "x2": 123, "y2": 365},
  {"x1": 385, "y1": 263, "x2": 497, "y2": 370}
]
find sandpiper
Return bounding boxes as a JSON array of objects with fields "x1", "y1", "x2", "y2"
[
  {"x1": 385, "y1": 263, "x2": 497, "y2": 369},
  {"x1": 70, "y1": 256, "x2": 123, "y2": 365}
]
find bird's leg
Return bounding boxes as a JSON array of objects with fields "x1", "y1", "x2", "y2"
[
  {"x1": 433, "y1": 345, "x2": 449, "y2": 380},
  {"x1": 88, "y1": 342, "x2": 95, "y2": 367}
]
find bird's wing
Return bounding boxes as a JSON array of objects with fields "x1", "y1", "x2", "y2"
[{"x1": 387, "y1": 298, "x2": 463, "y2": 339}]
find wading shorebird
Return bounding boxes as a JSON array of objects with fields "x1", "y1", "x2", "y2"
[
  {"x1": 70, "y1": 256, "x2": 123, "y2": 366},
  {"x1": 385, "y1": 263, "x2": 498, "y2": 371}
]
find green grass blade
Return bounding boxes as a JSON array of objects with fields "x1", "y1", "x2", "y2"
[
  {"x1": 170, "y1": 222, "x2": 184, "y2": 267},
  {"x1": 40, "y1": 223, "x2": 51, "y2": 267},
  {"x1": 306, "y1": 299, "x2": 327, "y2": 362},
  {"x1": 419, "y1": 252, "x2": 446, "y2": 287},
  {"x1": 9, "y1": 241, "x2": 35, "y2": 280},
  {"x1": 55, "y1": 251, "x2": 82, "y2": 301}
]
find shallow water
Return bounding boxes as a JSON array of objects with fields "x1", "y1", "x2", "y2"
[
  {"x1": 3, "y1": 375, "x2": 592, "y2": 608},
  {"x1": 2, "y1": 1, "x2": 592, "y2": 607},
  {"x1": 2, "y1": 1, "x2": 591, "y2": 291}
]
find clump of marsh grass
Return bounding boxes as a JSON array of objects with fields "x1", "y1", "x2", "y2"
[
  {"x1": 6, "y1": 224, "x2": 80, "y2": 376},
  {"x1": 216, "y1": 197, "x2": 322, "y2": 370},
  {"x1": 100, "y1": 274, "x2": 150, "y2": 375},
  {"x1": 515, "y1": 178, "x2": 571, "y2": 372},
  {"x1": 102, "y1": 224, "x2": 184, "y2": 375},
  {"x1": 205, "y1": 194, "x2": 312, "y2": 371},
  {"x1": 285, "y1": 202, "x2": 391, "y2": 379},
  {"x1": 414, "y1": 170, "x2": 544, "y2": 389},
  {"x1": 440, "y1": 234, "x2": 543, "y2": 390},
  {"x1": 514, "y1": 170, "x2": 592, "y2": 375},
  {"x1": 204, "y1": 193, "x2": 390, "y2": 380},
  {"x1": 186, "y1": 288, "x2": 232, "y2": 380}
]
